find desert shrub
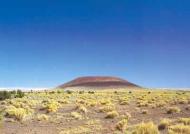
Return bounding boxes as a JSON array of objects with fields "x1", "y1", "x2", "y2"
[
  {"x1": 66, "y1": 90, "x2": 73, "y2": 94},
  {"x1": 76, "y1": 99, "x2": 86, "y2": 105},
  {"x1": 79, "y1": 91, "x2": 84, "y2": 94},
  {"x1": 71, "y1": 112, "x2": 82, "y2": 120},
  {"x1": 0, "y1": 110, "x2": 4, "y2": 121},
  {"x1": 120, "y1": 100, "x2": 129, "y2": 105},
  {"x1": 1, "y1": 101, "x2": 7, "y2": 105},
  {"x1": 132, "y1": 122, "x2": 159, "y2": 134},
  {"x1": 158, "y1": 118, "x2": 171, "y2": 130},
  {"x1": 121, "y1": 112, "x2": 131, "y2": 120},
  {"x1": 137, "y1": 101, "x2": 149, "y2": 107},
  {"x1": 0, "y1": 90, "x2": 25, "y2": 101},
  {"x1": 8, "y1": 100, "x2": 26, "y2": 108},
  {"x1": 156, "y1": 101, "x2": 166, "y2": 107},
  {"x1": 168, "y1": 124, "x2": 190, "y2": 134},
  {"x1": 179, "y1": 118, "x2": 190, "y2": 125},
  {"x1": 16, "y1": 90, "x2": 25, "y2": 98},
  {"x1": 0, "y1": 91, "x2": 12, "y2": 100},
  {"x1": 100, "y1": 99, "x2": 112, "y2": 105},
  {"x1": 179, "y1": 99, "x2": 188, "y2": 104},
  {"x1": 43, "y1": 100, "x2": 60, "y2": 113},
  {"x1": 185, "y1": 105, "x2": 190, "y2": 111},
  {"x1": 105, "y1": 111, "x2": 119, "y2": 119},
  {"x1": 49, "y1": 91, "x2": 55, "y2": 94},
  {"x1": 57, "y1": 90, "x2": 62, "y2": 94},
  {"x1": 76, "y1": 105, "x2": 88, "y2": 114},
  {"x1": 5, "y1": 106, "x2": 33, "y2": 121},
  {"x1": 167, "y1": 107, "x2": 181, "y2": 114},
  {"x1": 88, "y1": 101, "x2": 97, "y2": 107},
  {"x1": 99, "y1": 105, "x2": 115, "y2": 113},
  {"x1": 58, "y1": 100, "x2": 68, "y2": 104},
  {"x1": 142, "y1": 110, "x2": 148, "y2": 114},
  {"x1": 37, "y1": 114, "x2": 49, "y2": 121},
  {"x1": 88, "y1": 91, "x2": 95, "y2": 94},
  {"x1": 115, "y1": 119, "x2": 128, "y2": 131}
]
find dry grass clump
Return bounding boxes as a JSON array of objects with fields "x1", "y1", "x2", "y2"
[
  {"x1": 0, "y1": 110, "x2": 4, "y2": 122},
  {"x1": 5, "y1": 106, "x2": 33, "y2": 121},
  {"x1": 115, "y1": 119, "x2": 128, "y2": 131},
  {"x1": 142, "y1": 109, "x2": 148, "y2": 114},
  {"x1": 43, "y1": 100, "x2": 60, "y2": 113},
  {"x1": 179, "y1": 118, "x2": 190, "y2": 125},
  {"x1": 100, "y1": 99, "x2": 112, "y2": 105},
  {"x1": 1, "y1": 101, "x2": 7, "y2": 105},
  {"x1": 167, "y1": 107, "x2": 181, "y2": 114},
  {"x1": 158, "y1": 118, "x2": 171, "y2": 130},
  {"x1": 99, "y1": 105, "x2": 115, "y2": 113},
  {"x1": 8, "y1": 100, "x2": 26, "y2": 108},
  {"x1": 120, "y1": 100, "x2": 129, "y2": 105},
  {"x1": 168, "y1": 124, "x2": 190, "y2": 134},
  {"x1": 105, "y1": 111, "x2": 119, "y2": 119},
  {"x1": 155, "y1": 101, "x2": 167, "y2": 107},
  {"x1": 58, "y1": 100, "x2": 68, "y2": 104},
  {"x1": 121, "y1": 112, "x2": 131, "y2": 120},
  {"x1": 1, "y1": 89, "x2": 190, "y2": 133},
  {"x1": 37, "y1": 114, "x2": 49, "y2": 121},
  {"x1": 119, "y1": 97, "x2": 129, "y2": 105},
  {"x1": 75, "y1": 104, "x2": 88, "y2": 114},
  {"x1": 132, "y1": 122, "x2": 159, "y2": 134},
  {"x1": 179, "y1": 99, "x2": 188, "y2": 104},
  {"x1": 76, "y1": 99, "x2": 87, "y2": 105},
  {"x1": 71, "y1": 112, "x2": 82, "y2": 120},
  {"x1": 84, "y1": 119, "x2": 102, "y2": 132},
  {"x1": 137, "y1": 101, "x2": 149, "y2": 107}
]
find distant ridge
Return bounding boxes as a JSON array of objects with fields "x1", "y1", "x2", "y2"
[{"x1": 57, "y1": 76, "x2": 141, "y2": 90}]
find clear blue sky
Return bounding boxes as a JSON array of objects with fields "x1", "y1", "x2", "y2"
[{"x1": 0, "y1": 0, "x2": 190, "y2": 88}]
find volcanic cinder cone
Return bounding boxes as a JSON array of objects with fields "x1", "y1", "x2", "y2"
[{"x1": 57, "y1": 76, "x2": 141, "y2": 90}]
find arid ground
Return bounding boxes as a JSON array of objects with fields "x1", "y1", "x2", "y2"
[{"x1": 0, "y1": 89, "x2": 190, "y2": 134}]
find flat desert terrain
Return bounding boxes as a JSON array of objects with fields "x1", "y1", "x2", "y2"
[{"x1": 0, "y1": 89, "x2": 190, "y2": 134}]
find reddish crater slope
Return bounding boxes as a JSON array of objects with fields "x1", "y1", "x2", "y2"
[{"x1": 57, "y1": 76, "x2": 141, "y2": 89}]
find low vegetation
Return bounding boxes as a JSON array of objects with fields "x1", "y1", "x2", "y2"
[
  {"x1": 0, "y1": 90, "x2": 24, "y2": 100},
  {"x1": 168, "y1": 124, "x2": 190, "y2": 134},
  {"x1": 0, "y1": 89, "x2": 189, "y2": 134},
  {"x1": 115, "y1": 119, "x2": 128, "y2": 131},
  {"x1": 132, "y1": 122, "x2": 159, "y2": 134},
  {"x1": 167, "y1": 107, "x2": 181, "y2": 114},
  {"x1": 158, "y1": 118, "x2": 171, "y2": 130}
]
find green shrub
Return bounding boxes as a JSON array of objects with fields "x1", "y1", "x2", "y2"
[
  {"x1": 16, "y1": 90, "x2": 25, "y2": 98},
  {"x1": 0, "y1": 90, "x2": 25, "y2": 101},
  {"x1": 0, "y1": 91, "x2": 12, "y2": 100},
  {"x1": 66, "y1": 90, "x2": 73, "y2": 94}
]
